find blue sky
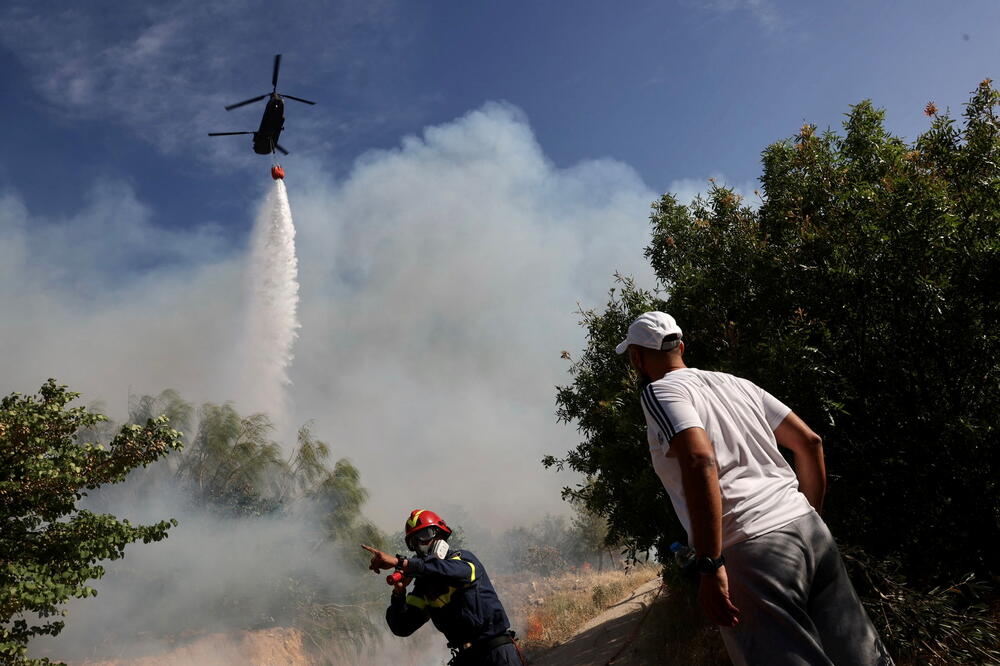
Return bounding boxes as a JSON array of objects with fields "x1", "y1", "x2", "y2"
[
  {"x1": 2, "y1": 1, "x2": 998, "y2": 526},
  {"x1": 3, "y1": 1, "x2": 997, "y2": 227}
]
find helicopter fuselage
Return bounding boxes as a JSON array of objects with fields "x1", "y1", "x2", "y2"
[
  {"x1": 252, "y1": 95, "x2": 285, "y2": 155},
  {"x1": 209, "y1": 55, "x2": 314, "y2": 157}
]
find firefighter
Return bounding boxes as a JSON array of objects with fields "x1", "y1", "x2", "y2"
[{"x1": 362, "y1": 509, "x2": 523, "y2": 666}]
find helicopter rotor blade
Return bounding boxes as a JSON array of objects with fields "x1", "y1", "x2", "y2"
[
  {"x1": 275, "y1": 143, "x2": 289, "y2": 155},
  {"x1": 272, "y1": 54, "x2": 282, "y2": 91},
  {"x1": 208, "y1": 131, "x2": 254, "y2": 136},
  {"x1": 282, "y1": 94, "x2": 316, "y2": 105},
  {"x1": 224, "y1": 94, "x2": 268, "y2": 111}
]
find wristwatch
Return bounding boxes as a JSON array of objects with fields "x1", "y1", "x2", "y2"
[
  {"x1": 394, "y1": 554, "x2": 407, "y2": 572},
  {"x1": 695, "y1": 555, "x2": 726, "y2": 574}
]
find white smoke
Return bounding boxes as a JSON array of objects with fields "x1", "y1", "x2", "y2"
[
  {"x1": 237, "y1": 180, "x2": 301, "y2": 429},
  {"x1": 5, "y1": 102, "x2": 658, "y2": 664},
  {"x1": 1, "y1": 103, "x2": 656, "y2": 528}
]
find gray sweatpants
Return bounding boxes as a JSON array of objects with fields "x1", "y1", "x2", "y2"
[{"x1": 719, "y1": 511, "x2": 893, "y2": 666}]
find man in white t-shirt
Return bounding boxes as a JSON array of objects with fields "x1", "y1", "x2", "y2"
[{"x1": 617, "y1": 311, "x2": 891, "y2": 665}]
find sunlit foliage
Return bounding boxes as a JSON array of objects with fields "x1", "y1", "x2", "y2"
[
  {"x1": 550, "y1": 81, "x2": 1000, "y2": 663},
  {"x1": 1, "y1": 381, "x2": 183, "y2": 665}
]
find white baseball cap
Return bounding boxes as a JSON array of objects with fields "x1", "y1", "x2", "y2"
[{"x1": 615, "y1": 311, "x2": 683, "y2": 355}]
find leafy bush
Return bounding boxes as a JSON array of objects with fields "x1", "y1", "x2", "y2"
[
  {"x1": 843, "y1": 548, "x2": 1000, "y2": 664},
  {"x1": 1, "y1": 381, "x2": 183, "y2": 665},
  {"x1": 18, "y1": 388, "x2": 387, "y2": 662},
  {"x1": 137, "y1": 393, "x2": 387, "y2": 650},
  {"x1": 549, "y1": 81, "x2": 1000, "y2": 661}
]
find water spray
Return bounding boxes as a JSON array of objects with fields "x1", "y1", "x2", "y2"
[{"x1": 239, "y1": 175, "x2": 300, "y2": 427}]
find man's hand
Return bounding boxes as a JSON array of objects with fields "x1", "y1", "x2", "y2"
[
  {"x1": 698, "y1": 567, "x2": 740, "y2": 627},
  {"x1": 361, "y1": 544, "x2": 399, "y2": 573}
]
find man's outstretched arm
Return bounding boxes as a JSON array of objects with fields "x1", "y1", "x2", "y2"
[{"x1": 773, "y1": 412, "x2": 826, "y2": 514}]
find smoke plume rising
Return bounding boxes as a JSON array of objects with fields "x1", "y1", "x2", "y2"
[
  {"x1": 1, "y1": 102, "x2": 658, "y2": 525},
  {"x1": 5, "y1": 102, "x2": 659, "y2": 662}
]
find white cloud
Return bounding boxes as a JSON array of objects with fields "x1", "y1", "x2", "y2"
[
  {"x1": 0, "y1": 0, "x2": 400, "y2": 165},
  {"x1": 695, "y1": 0, "x2": 788, "y2": 33}
]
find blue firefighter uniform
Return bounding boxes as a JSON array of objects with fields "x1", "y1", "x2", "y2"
[{"x1": 386, "y1": 548, "x2": 521, "y2": 665}]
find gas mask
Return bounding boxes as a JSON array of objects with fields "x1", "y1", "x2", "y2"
[
  {"x1": 417, "y1": 539, "x2": 449, "y2": 559},
  {"x1": 408, "y1": 527, "x2": 449, "y2": 558}
]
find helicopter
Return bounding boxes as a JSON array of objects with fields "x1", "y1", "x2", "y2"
[{"x1": 208, "y1": 54, "x2": 315, "y2": 167}]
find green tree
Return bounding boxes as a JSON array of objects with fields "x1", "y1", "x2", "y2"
[
  {"x1": 0, "y1": 380, "x2": 183, "y2": 665},
  {"x1": 309, "y1": 451, "x2": 384, "y2": 570},
  {"x1": 568, "y1": 484, "x2": 621, "y2": 570},
  {"x1": 175, "y1": 403, "x2": 286, "y2": 516},
  {"x1": 125, "y1": 393, "x2": 386, "y2": 656},
  {"x1": 545, "y1": 278, "x2": 673, "y2": 557},
  {"x1": 128, "y1": 389, "x2": 194, "y2": 437},
  {"x1": 549, "y1": 83, "x2": 1000, "y2": 661}
]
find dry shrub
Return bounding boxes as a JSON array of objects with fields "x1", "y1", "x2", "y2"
[
  {"x1": 519, "y1": 564, "x2": 658, "y2": 651},
  {"x1": 591, "y1": 578, "x2": 631, "y2": 608},
  {"x1": 842, "y1": 548, "x2": 1000, "y2": 665}
]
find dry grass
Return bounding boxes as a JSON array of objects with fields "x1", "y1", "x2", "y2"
[
  {"x1": 495, "y1": 564, "x2": 730, "y2": 665},
  {"x1": 506, "y1": 564, "x2": 660, "y2": 651},
  {"x1": 633, "y1": 585, "x2": 730, "y2": 665}
]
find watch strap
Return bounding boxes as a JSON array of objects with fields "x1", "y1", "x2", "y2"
[{"x1": 696, "y1": 555, "x2": 726, "y2": 574}]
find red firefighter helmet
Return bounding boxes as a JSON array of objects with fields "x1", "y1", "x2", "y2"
[{"x1": 404, "y1": 509, "x2": 452, "y2": 549}]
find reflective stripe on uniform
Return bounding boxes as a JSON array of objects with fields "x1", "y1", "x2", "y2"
[
  {"x1": 426, "y1": 586, "x2": 458, "y2": 608},
  {"x1": 405, "y1": 594, "x2": 427, "y2": 609},
  {"x1": 450, "y1": 554, "x2": 476, "y2": 582}
]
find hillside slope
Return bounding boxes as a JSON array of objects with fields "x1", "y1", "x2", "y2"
[{"x1": 75, "y1": 628, "x2": 310, "y2": 666}]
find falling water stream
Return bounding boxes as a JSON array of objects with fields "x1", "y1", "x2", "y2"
[{"x1": 240, "y1": 178, "x2": 300, "y2": 427}]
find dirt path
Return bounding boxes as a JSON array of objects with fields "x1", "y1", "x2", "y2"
[{"x1": 529, "y1": 577, "x2": 664, "y2": 666}]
